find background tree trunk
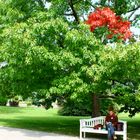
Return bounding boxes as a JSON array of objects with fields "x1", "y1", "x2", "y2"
[{"x1": 92, "y1": 94, "x2": 100, "y2": 117}]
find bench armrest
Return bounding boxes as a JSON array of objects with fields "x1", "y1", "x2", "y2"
[{"x1": 119, "y1": 121, "x2": 127, "y2": 132}]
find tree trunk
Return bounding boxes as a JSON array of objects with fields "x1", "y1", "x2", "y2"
[{"x1": 92, "y1": 94, "x2": 100, "y2": 117}]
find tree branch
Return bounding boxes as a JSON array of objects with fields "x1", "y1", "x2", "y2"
[
  {"x1": 64, "y1": 13, "x2": 73, "y2": 16},
  {"x1": 107, "y1": 78, "x2": 133, "y2": 86},
  {"x1": 99, "y1": 95, "x2": 115, "y2": 99},
  {"x1": 86, "y1": 0, "x2": 97, "y2": 9},
  {"x1": 128, "y1": 10, "x2": 136, "y2": 20},
  {"x1": 130, "y1": 14, "x2": 140, "y2": 23},
  {"x1": 68, "y1": 0, "x2": 79, "y2": 24},
  {"x1": 127, "y1": 6, "x2": 140, "y2": 13},
  {"x1": 127, "y1": 6, "x2": 140, "y2": 22}
]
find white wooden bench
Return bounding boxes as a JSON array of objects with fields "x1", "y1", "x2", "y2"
[{"x1": 80, "y1": 116, "x2": 127, "y2": 140}]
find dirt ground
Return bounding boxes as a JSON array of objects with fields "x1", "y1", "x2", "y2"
[{"x1": 0, "y1": 126, "x2": 105, "y2": 140}]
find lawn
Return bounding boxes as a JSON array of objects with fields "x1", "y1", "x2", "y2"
[{"x1": 0, "y1": 106, "x2": 139, "y2": 140}]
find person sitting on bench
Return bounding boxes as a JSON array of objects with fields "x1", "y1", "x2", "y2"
[{"x1": 105, "y1": 106, "x2": 118, "y2": 140}]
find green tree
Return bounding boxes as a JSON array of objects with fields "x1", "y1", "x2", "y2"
[
  {"x1": 0, "y1": 12, "x2": 104, "y2": 115},
  {"x1": 1, "y1": 0, "x2": 140, "y2": 117},
  {"x1": 44, "y1": 0, "x2": 140, "y2": 116},
  {"x1": 97, "y1": 42, "x2": 140, "y2": 116}
]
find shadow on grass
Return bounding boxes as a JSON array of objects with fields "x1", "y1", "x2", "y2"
[
  {"x1": 0, "y1": 116, "x2": 80, "y2": 136},
  {"x1": 127, "y1": 120, "x2": 140, "y2": 140}
]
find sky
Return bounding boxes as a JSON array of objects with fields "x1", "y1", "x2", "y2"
[{"x1": 131, "y1": 27, "x2": 140, "y2": 35}]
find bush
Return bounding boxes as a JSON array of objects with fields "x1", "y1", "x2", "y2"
[
  {"x1": 9, "y1": 96, "x2": 21, "y2": 107},
  {"x1": 58, "y1": 95, "x2": 120, "y2": 116},
  {"x1": 58, "y1": 97, "x2": 92, "y2": 116},
  {"x1": 9, "y1": 100, "x2": 19, "y2": 107},
  {"x1": 25, "y1": 98, "x2": 33, "y2": 106},
  {"x1": 59, "y1": 106, "x2": 91, "y2": 116},
  {"x1": 0, "y1": 96, "x2": 8, "y2": 106}
]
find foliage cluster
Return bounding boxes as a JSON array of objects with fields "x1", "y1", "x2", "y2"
[
  {"x1": 0, "y1": 0, "x2": 140, "y2": 116},
  {"x1": 86, "y1": 7, "x2": 132, "y2": 42}
]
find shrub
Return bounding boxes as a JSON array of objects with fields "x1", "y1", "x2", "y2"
[
  {"x1": 58, "y1": 97, "x2": 92, "y2": 116},
  {"x1": 9, "y1": 96, "x2": 21, "y2": 107},
  {"x1": 0, "y1": 96, "x2": 8, "y2": 106}
]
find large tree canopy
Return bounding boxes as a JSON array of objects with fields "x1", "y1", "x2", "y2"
[{"x1": 0, "y1": 0, "x2": 140, "y2": 117}]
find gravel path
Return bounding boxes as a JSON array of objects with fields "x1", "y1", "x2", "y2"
[{"x1": 0, "y1": 126, "x2": 106, "y2": 140}]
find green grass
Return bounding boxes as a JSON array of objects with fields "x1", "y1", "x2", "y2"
[
  {"x1": 119, "y1": 113, "x2": 140, "y2": 140},
  {"x1": 0, "y1": 106, "x2": 82, "y2": 136},
  {"x1": 0, "y1": 106, "x2": 140, "y2": 140}
]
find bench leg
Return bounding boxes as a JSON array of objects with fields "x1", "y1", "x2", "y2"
[
  {"x1": 123, "y1": 133, "x2": 127, "y2": 140},
  {"x1": 83, "y1": 132, "x2": 86, "y2": 138},
  {"x1": 80, "y1": 131, "x2": 82, "y2": 139}
]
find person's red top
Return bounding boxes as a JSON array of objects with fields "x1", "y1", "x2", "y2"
[{"x1": 105, "y1": 113, "x2": 118, "y2": 127}]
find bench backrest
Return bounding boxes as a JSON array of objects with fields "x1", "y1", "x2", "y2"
[
  {"x1": 80, "y1": 116, "x2": 127, "y2": 131},
  {"x1": 80, "y1": 116, "x2": 105, "y2": 128}
]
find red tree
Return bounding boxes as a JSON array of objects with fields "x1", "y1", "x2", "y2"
[{"x1": 86, "y1": 7, "x2": 132, "y2": 41}]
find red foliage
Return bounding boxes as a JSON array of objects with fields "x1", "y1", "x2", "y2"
[{"x1": 86, "y1": 7, "x2": 132, "y2": 40}]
